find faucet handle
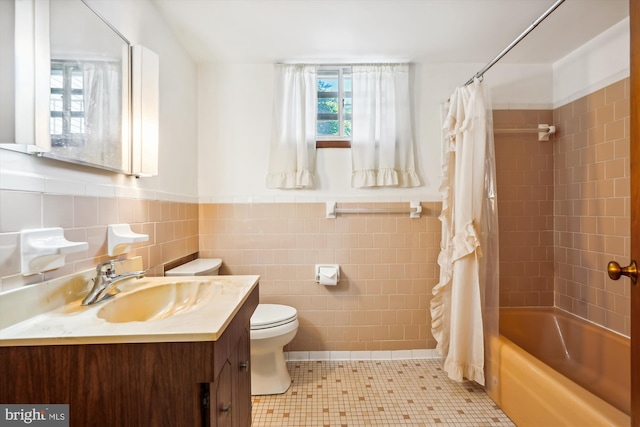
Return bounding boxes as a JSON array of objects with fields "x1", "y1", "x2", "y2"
[{"x1": 96, "y1": 260, "x2": 116, "y2": 275}]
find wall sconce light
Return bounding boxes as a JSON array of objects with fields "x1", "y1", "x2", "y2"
[{"x1": 131, "y1": 45, "x2": 159, "y2": 177}]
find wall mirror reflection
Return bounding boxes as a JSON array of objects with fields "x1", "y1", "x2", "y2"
[{"x1": 44, "y1": 0, "x2": 131, "y2": 173}]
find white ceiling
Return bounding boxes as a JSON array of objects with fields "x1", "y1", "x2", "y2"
[{"x1": 151, "y1": 0, "x2": 629, "y2": 65}]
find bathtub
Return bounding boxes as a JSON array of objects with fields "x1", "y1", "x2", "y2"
[{"x1": 488, "y1": 307, "x2": 630, "y2": 427}]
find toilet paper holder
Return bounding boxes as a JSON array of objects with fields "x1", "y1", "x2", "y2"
[{"x1": 315, "y1": 264, "x2": 340, "y2": 285}]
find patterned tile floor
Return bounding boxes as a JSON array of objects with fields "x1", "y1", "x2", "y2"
[{"x1": 252, "y1": 359, "x2": 515, "y2": 426}]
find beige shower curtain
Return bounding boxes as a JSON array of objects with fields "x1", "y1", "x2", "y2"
[{"x1": 431, "y1": 79, "x2": 499, "y2": 387}]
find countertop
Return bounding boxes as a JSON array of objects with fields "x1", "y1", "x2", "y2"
[{"x1": 0, "y1": 275, "x2": 259, "y2": 347}]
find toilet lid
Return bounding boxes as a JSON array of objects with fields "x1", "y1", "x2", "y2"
[{"x1": 251, "y1": 304, "x2": 297, "y2": 330}]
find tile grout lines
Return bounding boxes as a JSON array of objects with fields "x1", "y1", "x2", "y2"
[{"x1": 252, "y1": 359, "x2": 515, "y2": 427}]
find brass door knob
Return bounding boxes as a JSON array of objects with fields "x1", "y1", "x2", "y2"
[{"x1": 607, "y1": 260, "x2": 637, "y2": 284}]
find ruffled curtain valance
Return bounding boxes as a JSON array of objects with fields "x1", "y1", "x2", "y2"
[
  {"x1": 351, "y1": 64, "x2": 420, "y2": 188},
  {"x1": 266, "y1": 64, "x2": 317, "y2": 189}
]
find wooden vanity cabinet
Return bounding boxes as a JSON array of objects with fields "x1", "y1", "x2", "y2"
[
  {"x1": 210, "y1": 327, "x2": 250, "y2": 427},
  {"x1": 206, "y1": 288, "x2": 255, "y2": 427},
  {"x1": 0, "y1": 285, "x2": 258, "y2": 427}
]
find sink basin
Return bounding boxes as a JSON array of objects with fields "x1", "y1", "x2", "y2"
[{"x1": 97, "y1": 280, "x2": 222, "y2": 323}]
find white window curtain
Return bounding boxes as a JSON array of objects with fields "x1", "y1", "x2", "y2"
[
  {"x1": 84, "y1": 61, "x2": 121, "y2": 146},
  {"x1": 266, "y1": 64, "x2": 317, "y2": 189},
  {"x1": 351, "y1": 64, "x2": 420, "y2": 188},
  {"x1": 83, "y1": 61, "x2": 122, "y2": 167}
]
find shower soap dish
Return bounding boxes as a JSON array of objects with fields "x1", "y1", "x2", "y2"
[
  {"x1": 20, "y1": 227, "x2": 89, "y2": 275},
  {"x1": 108, "y1": 224, "x2": 149, "y2": 256}
]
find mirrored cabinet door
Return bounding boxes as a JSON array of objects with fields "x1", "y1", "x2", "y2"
[
  {"x1": 46, "y1": 0, "x2": 131, "y2": 173},
  {"x1": 1, "y1": 0, "x2": 134, "y2": 174}
]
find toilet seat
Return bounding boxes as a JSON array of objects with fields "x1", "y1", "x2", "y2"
[{"x1": 251, "y1": 304, "x2": 297, "y2": 330}]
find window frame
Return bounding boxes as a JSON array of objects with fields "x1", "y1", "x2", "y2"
[
  {"x1": 316, "y1": 65, "x2": 352, "y2": 148},
  {"x1": 50, "y1": 60, "x2": 86, "y2": 148}
]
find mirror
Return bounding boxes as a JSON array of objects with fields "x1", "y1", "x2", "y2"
[
  {"x1": 45, "y1": 0, "x2": 131, "y2": 173},
  {"x1": 0, "y1": 0, "x2": 131, "y2": 174}
]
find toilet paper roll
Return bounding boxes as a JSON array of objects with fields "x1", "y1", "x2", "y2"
[{"x1": 318, "y1": 266, "x2": 338, "y2": 286}]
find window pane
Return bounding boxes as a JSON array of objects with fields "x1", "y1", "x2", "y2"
[
  {"x1": 316, "y1": 66, "x2": 352, "y2": 140},
  {"x1": 50, "y1": 93, "x2": 63, "y2": 112},
  {"x1": 50, "y1": 117, "x2": 63, "y2": 135},
  {"x1": 71, "y1": 70, "x2": 83, "y2": 90},
  {"x1": 318, "y1": 77, "x2": 338, "y2": 92},
  {"x1": 50, "y1": 69, "x2": 63, "y2": 89},
  {"x1": 344, "y1": 120, "x2": 352, "y2": 136},
  {"x1": 70, "y1": 117, "x2": 84, "y2": 134},
  {"x1": 344, "y1": 74, "x2": 352, "y2": 115},
  {"x1": 318, "y1": 97, "x2": 338, "y2": 114},
  {"x1": 344, "y1": 75, "x2": 352, "y2": 92},
  {"x1": 343, "y1": 98, "x2": 352, "y2": 115},
  {"x1": 71, "y1": 95, "x2": 83, "y2": 112},
  {"x1": 317, "y1": 121, "x2": 339, "y2": 136}
]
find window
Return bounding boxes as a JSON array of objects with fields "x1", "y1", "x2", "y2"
[
  {"x1": 50, "y1": 61, "x2": 85, "y2": 147},
  {"x1": 267, "y1": 63, "x2": 419, "y2": 189},
  {"x1": 316, "y1": 66, "x2": 351, "y2": 148}
]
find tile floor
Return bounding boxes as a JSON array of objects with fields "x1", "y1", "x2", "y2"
[{"x1": 252, "y1": 359, "x2": 515, "y2": 426}]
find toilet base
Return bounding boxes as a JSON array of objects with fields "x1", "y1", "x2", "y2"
[{"x1": 250, "y1": 348, "x2": 291, "y2": 395}]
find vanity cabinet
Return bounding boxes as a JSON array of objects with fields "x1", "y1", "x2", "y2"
[
  {"x1": 0, "y1": 284, "x2": 258, "y2": 427},
  {"x1": 233, "y1": 327, "x2": 252, "y2": 427},
  {"x1": 205, "y1": 295, "x2": 254, "y2": 427}
]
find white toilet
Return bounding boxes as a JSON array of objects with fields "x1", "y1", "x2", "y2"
[
  {"x1": 250, "y1": 303, "x2": 298, "y2": 395},
  {"x1": 165, "y1": 258, "x2": 299, "y2": 395},
  {"x1": 164, "y1": 258, "x2": 222, "y2": 277}
]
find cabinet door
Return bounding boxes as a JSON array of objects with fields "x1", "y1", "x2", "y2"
[
  {"x1": 233, "y1": 327, "x2": 252, "y2": 427},
  {"x1": 212, "y1": 359, "x2": 233, "y2": 427}
]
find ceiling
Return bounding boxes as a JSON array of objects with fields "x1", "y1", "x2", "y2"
[{"x1": 151, "y1": 0, "x2": 629, "y2": 65}]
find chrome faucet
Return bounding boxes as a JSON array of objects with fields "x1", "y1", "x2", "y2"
[{"x1": 82, "y1": 260, "x2": 145, "y2": 306}]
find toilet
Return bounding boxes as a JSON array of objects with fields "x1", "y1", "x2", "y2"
[
  {"x1": 249, "y1": 303, "x2": 298, "y2": 395},
  {"x1": 164, "y1": 258, "x2": 222, "y2": 277},
  {"x1": 164, "y1": 258, "x2": 298, "y2": 396}
]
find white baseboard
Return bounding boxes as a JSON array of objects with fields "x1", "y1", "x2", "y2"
[{"x1": 285, "y1": 349, "x2": 440, "y2": 362}]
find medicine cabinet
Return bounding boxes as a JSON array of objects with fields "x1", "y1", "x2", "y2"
[{"x1": 0, "y1": 0, "x2": 158, "y2": 177}]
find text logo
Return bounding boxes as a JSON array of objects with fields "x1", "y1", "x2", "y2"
[{"x1": 1, "y1": 405, "x2": 68, "y2": 427}]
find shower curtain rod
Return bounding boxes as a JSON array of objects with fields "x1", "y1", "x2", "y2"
[{"x1": 463, "y1": 0, "x2": 566, "y2": 86}]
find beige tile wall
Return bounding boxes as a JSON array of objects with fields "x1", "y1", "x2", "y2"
[
  {"x1": 493, "y1": 110, "x2": 556, "y2": 308},
  {"x1": 493, "y1": 78, "x2": 631, "y2": 336},
  {"x1": 0, "y1": 191, "x2": 199, "y2": 292},
  {"x1": 1, "y1": 78, "x2": 628, "y2": 345},
  {"x1": 199, "y1": 202, "x2": 441, "y2": 352},
  {"x1": 553, "y1": 78, "x2": 631, "y2": 336}
]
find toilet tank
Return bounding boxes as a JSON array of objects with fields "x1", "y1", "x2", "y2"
[{"x1": 165, "y1": 258, "x2": 222, "y2": 276}]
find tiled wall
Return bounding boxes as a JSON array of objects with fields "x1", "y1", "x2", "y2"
[
  {"x1": 199, "y1": 202, "x2": 441, "y2": 352},
  {"x1": 0, "y1": 191, "x2": 199, "y2": 292},
  {"x1": 494, "y1": 109, "x2": 555, "y2": 308},
  {"x1": 552, "y1": 78, "x2": 631, "y2": 336},
  {"x1": 0, "y1": 78, "x2": 629, "y2": 346},
  {"x1": 493, "y1": 77, "x2": 631, "y2": 336}
]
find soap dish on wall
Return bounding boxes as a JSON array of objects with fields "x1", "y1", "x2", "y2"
[
  {"x1": 108, "y1": 224, "x2": 149, "y2": 256},
  {"x1": 20, "y1": 228, "x2": 89, "y2": 276}
]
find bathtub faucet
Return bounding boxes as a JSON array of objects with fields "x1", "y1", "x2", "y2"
[{"x1": 82, "y1": 260, "x2": 145, "y2": 306}]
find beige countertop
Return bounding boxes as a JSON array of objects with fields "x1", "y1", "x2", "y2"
[{"x1": 0, "y1": 274, "x2": 259, "y2": 347}]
